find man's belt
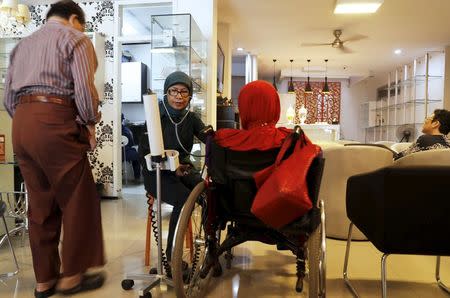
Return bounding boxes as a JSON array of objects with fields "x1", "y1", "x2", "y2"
[{"x1": 19, "y1": 94, "x2": 74, "y2": 107}]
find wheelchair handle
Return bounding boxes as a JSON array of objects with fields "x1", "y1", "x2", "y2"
[{"x1": 200, "y1": 125, "x2": 215, "y2": 137}]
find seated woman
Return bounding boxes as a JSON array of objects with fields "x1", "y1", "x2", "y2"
[
  {"x1": 396, "y1": 109, "x2": 450, "y2": 159},
  {"x1": 215, "y1": 80, "x2": 291, "y2": 151},
  {"x1": 139, "y1": 71, "x2": 206, "y2": 264},
  {"x1": 121, "y1": 114, "x2": 141, "y2": 182}
]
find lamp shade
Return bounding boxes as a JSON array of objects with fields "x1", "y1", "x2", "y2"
[
  {"x1": 305, "y1": 77, "x2": 313, "y2": 94},
  {"x1": 305, "y1": 59, "x2": 313, "y2": 94},
  {"x1": 322, "y1": 59, "x2": 330, "y2": 94},
  {"x1": 288, "y1": 78, "x2": 295, "y2": 93},
  {"x1": 16, "y1": 4, "x2": 30, "y2": 24},
  {"x1": 288, "y1": 59, "x2": 295, "y2": 93},
  {"x1": 0, "y1": 0, "x2": 18, "y2": 12},
  {"x1": 323, "y1": 77, "x2": 330, "y2": 94}
]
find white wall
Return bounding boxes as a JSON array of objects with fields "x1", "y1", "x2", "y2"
[
  {"x1": 173, "y1": 0, "x2": 218, "y2": 128},
  {"x1": 218, "y1": 22, "x2": 232, "y2": 98},
  {"x1": 232, "y1": 56, "x2": 246, "y2": 76}
]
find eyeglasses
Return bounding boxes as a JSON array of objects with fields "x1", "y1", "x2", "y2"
[{"x1": 167, "y1": 88, "x2": 190, "y2": 98}]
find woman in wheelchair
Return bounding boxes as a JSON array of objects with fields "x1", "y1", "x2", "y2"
[
  {"x1": 170, "y1": 80, "x2": 326, "y2": 298},
  {"x1": 214, "y1": 80, "x2": 292, "y2": 151},
  {"x1": 138, "y1": 71, "x2": 206, "y2": 267}
]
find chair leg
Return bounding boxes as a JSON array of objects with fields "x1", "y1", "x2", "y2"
[
  {"x1": 436, "y1": 256, "x2": 450, "y2": 294},
  {"x1": 0, "y1": 215, "x2": 19, "y2": 278},
  {"x1": 343, "y1": 222, "x2": 360, "y2": 297},
  {"x1": 381, "y1": 253, "x2": 389, "y2": 298},
  {"x1": 319, "y1": 200, "x2": 327, "y2": 297}
]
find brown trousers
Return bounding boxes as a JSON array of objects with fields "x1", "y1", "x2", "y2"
[{"x1": 12, "y1": 102, "x2": 105, "y2": 283}]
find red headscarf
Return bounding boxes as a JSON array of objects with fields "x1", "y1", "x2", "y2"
[{"x1": 215, "y1": 80, "x2": 291, "y2": 151}]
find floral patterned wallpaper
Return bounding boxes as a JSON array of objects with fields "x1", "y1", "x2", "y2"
[
  {"x1": 11, "y1": 1, "x2": 117, "y2": 196},
  {"x1": 293, "y1": 81, "x2": 341, "y2": 124}
]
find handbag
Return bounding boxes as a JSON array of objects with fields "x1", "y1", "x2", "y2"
[{"x1": 251, "y1": 128, "x2": 322, "y2": 229}]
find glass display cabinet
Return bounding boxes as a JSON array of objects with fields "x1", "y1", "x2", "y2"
[{"x1": 150, "y1": 13, "x2": 207, "y2": 123}]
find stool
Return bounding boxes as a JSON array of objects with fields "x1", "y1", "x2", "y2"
[{"x1": 145, "y1": 194, "x2": 193, "y2": 266}]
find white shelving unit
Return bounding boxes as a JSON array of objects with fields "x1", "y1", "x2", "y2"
[{"x1": 364, "y1": 51, "x2": 445, "y2": 142}]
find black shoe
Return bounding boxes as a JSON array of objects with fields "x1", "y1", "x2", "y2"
[
  {"x1": 58, "y1": 272, "x2": 105, "y2": 296},
  {"x1": 34, "y1": 286, "x2": 56, "y2": 298},
  {"x1": 295, "y1": 274, "x2": 305, "y2": 293}
]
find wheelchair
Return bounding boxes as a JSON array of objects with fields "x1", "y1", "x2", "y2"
[{"x1": 171, "y1": 131, "x2": 327, "y2": 297}]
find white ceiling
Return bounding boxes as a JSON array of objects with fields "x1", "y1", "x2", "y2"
[{"x1": 219, "y1": 0, "x2": 450, "y2": 79}]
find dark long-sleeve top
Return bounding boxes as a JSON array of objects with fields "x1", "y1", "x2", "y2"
[
  {"x1": 139, "y1": 102, "x2": 206, "y2": 166},
  {"x1": 396, "y1": 134, "x2": 450, "y2": 159},
  {"x1": 3, "y1": 20, "x2": 100, "y2": 125}
]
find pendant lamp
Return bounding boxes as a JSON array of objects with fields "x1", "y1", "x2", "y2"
[
  {"x1": 288, "y1": 59, "x2": 295, "y2": 93},
  {"x1": 305, "y1": 59, "x2": 313, "y2": 94},
  {"x1": 323, "y1": 59, "x2": 330, "y2": 94},
  {"x1": 272, "y1": 59, "x2": 278, "y2": 91}
]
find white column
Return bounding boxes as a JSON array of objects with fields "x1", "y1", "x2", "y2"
[
  {"x1": 245, "y1": 54, "x2": 258, "y2": 84},
  {"x1": 251, "y1": 55, "x2": 258, "y2": 81}
]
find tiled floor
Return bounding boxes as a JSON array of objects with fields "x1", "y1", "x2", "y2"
[{"x1": 0, "y1": 183, "x2": 448, "y2": 297}]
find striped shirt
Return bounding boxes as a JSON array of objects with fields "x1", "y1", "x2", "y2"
[{"x1": 3, "y1": 19, "x2": 100, "y2": 125}]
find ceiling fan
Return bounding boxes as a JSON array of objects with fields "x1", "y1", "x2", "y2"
[{"x1": 301, "y1": 29, "x2": 367, "y2": 53}]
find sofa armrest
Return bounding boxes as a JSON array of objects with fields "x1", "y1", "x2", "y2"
[{"x1": 347, "y1": 165, "x2": 450, "y2": 255}]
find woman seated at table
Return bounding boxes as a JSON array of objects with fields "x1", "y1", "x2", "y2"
[{"x1": 396, "y1": 109, "x2": 450, "y2": 159}]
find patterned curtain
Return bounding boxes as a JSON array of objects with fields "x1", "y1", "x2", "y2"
[{"x1": 292, "y1": 81, "x2": 341, "y2": 124}]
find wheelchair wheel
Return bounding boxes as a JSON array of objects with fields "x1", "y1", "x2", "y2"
[
  {"x1": 307, "y1": 200, "x2": 326, "y2": 298},
  {"x1": 172, "y1": 181, "x2": 211, "y2": 298}
]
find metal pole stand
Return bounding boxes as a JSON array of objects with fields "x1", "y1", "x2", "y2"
[{"x1": 122, "y1": 155, "x2": 173, "y2": 298}]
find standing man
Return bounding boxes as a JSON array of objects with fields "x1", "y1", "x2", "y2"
[{"x1": 4, "y1": 1, "x2": 105, "y2": 297}]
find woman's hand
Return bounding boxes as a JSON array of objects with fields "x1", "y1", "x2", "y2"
[{"x1": 175, "y1": 164, "x2": 192, "y2": 177}]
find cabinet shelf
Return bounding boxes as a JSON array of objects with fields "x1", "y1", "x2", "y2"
[
  {"x1": 395, "y1": 75, "x2": 443, "y2": 87},
  {"x1": 365, "y1": 123, "x2": 422, "y2": 129},
  {"x1": 151, "y1": 45, "x2": 205, "y2": 65},
  {"x1": 370, "y1": 98, "x2": 442, "y2": 111}
]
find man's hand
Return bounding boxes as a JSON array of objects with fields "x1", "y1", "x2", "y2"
[
  {"x1": 175, "y1": 164, "x2": 192, "y2": 177},
  {"x1": 87, "y1": 124, "x2": 97, "y2": 150}
]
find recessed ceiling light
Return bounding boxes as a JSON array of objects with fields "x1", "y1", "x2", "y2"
[
  {"x1": 236, "y1": 47, "x2": 244, "y2": 51},
  {"x1": 334, "y1": 0, "x2": 384, "y2": 14},
  {"x1": 394, "y1": 49, "x2": 402, "y2": 55}
]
